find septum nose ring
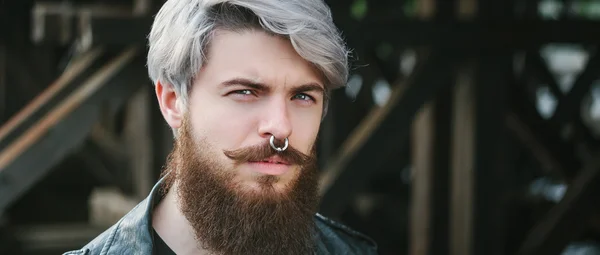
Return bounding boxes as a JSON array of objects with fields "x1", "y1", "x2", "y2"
[{"x1": 269, "y1": 135, "x2": 288, "y2": 152}]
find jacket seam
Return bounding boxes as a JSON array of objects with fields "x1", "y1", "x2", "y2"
[
  {"x1": 63, "y1": 251, "x2": 84, "y2": 255},
  {"x1": 99, "y1": 218, "x2": 125, "y2": 255}
]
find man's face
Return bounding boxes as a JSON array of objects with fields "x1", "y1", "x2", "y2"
[
  {"x1": 163, "y1": 29, "x2": 324, "y2": 192},
  {"x1": 156, "y1": 31, "x2": 324, "y2": 254},
  {"x1": 155, "y1": 29, "x2": 325, "y2": 254}
]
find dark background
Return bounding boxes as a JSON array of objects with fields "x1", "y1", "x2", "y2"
[{"x1": 2, "y1": 0, "x2": 600, "y2": 254}]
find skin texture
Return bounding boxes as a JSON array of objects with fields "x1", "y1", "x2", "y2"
[{"x1": 152, "y1": 29, "x2": 326, "y2": 255}]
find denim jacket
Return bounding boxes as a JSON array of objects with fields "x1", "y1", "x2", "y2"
[{"x1": 63, "y1": 178, "x2": 378, "y2": 255}]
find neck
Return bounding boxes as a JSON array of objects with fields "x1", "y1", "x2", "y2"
[{"x1": 152, "y1": 184, "x2": 209, "y2": 255}]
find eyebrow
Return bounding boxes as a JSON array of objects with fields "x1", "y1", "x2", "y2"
[
  {"x1": 220, "y1": 78, "x2": 325, "y2": 97},
  {"x1": 221, "y1": 78, "x2": 269, "y2": 92},
  {"x1": 291, "y1": 83, "x2": 325, "y2": 97}
]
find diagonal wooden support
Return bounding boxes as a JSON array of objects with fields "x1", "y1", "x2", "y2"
[
  {"x1": 509, "y1": 64, "x2": 582, "y2": 181},
  {"x1": 550, "y1": 52, "x2": 600, "y2": 125},
  {"x1": 0, "y1": 46, "x2": 145, "y2": 213},
  {"x1": 516, "y1": 152, "x2": 600, "y2": 255},
  {"x1": 318, "y1": 50, "x2": 458, "y2": 218},
  {"x1": 526, "y1": 51, "x2": 564, "y2": 99},
  {"x1": 506, "y1": 112, "x2": 570, "y2": 180},
  {"x1": 0, "y1": 48, "x2": 105, "y2": 150}
]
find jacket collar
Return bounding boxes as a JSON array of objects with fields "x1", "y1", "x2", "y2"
[{"x1": 104, "y1": 177, "x2": 164, "y2": 255}]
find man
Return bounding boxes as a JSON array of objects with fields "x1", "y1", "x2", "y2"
[{"x1": 64, "y1": 0, "x2": 378, "y2": 254}]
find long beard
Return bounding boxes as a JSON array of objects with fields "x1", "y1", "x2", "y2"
[{"x1": 161, "y1": 119, "x2": 320, "y2": 255}]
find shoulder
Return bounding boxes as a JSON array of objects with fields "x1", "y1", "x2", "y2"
[
  {"x1": 62, "y1": 222, "x2": 120, "y2": 255},
  {"x1": 313, "y1": 213, "x2": 378, "y2": 254}
]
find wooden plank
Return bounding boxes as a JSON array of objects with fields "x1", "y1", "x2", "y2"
[
  {"x1": 410, "y1": 101, "x2": 435, "y2": 255},
  {"x1": 450, "y1": 63, "x2": 475, "y2": 255},
  {"x1": 0, "y1": 48, "x2": 104, "y2": 143},
  {"x1": 450, "y1": 1, "x2": 477, "y2": 254}
]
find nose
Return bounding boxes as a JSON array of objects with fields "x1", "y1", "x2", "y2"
[{"x1": 258, "y1": 99, "x2": 292, "y2": 142}]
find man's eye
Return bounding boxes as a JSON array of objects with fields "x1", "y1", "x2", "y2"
[
  {"x1": 293, "y1": 93, "x2": 315, "y2": 102},
  {"x1": 231, "y1": 90, "x2": 254, "y2": 96}
]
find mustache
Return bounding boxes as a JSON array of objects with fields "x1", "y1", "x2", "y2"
[{"x1": 223, "y1": 141, "x2": 313, "y2": 166}]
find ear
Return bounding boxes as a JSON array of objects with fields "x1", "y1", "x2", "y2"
[{"x1": 155, "y1": 81, "x2": 184, "y2": 129}]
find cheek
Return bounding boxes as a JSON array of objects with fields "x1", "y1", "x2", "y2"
[
  {"x1": 188, "y1": 98, "x2": 257, "y2": 149},
  {"x1": 291, "y1": 112, "x2": 321, "y2": 152}
]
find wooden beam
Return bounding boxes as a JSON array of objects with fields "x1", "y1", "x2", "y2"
[
  {"x1": 471, "y1": 53, "x2": 511, "y2": 255},
  {"x1": 335, "y1": 19, "x2": 600, "y2": 50},
  {"x1": 550, "y1": 52, "x2": 600, "y2": 126},
  {"x1": 31, "y1": 2, "x2": 132, "y2": 44},
  {"x1": 526, "y1": 51, "x2": 564, "y2": 99},
  {"x1": 0, "y1": 47, "x2": 137, "y2": 171},
  {"x1": 509, "y1": 67, "x2": 581, "y2": 180},
  {"x1": 516, "y1": 153, "x2": 600, "y2": 255},
  {"x1": 410, "y1": 88, "x2": 453, "y2": 255},
  {"x1": 448, "y1": 55, "x2": 513, "y2": 255},
  {"x1": 410, "y1": 101, "x2": 435, "y2": 255},
  {"x1": 450, "y1": 63, "x2": 475, "y2": 255},
  {"x1": 505, "y1": 113, "x2": 569, "y2": 179},
  {"x1": 410, "y1": 1, "x2": 453, "y2": 254},
  {"x1": 318, "y1": 50, "x2": 458, "y2": 218},
  {"x1": 123, "y1": 86, "x2": 154, "y2": 199},
  {"x1": 0, "y1": 48, "x2": 104, "y2": 146},
  {"x1": 0, "y1": 46, "x2": 144, "y2": 213},
  {"x1": 32, "y1": 2, "x2": 152, "y2": 49},
  {"x1": 450, "y1": 1, "x2": 476, "y2": 254}
]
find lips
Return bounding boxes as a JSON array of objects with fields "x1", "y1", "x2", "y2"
[
  {"x1": 246, "y1": 156, "x2": 292, "y2": 176},
  {"x1": 250, "y1": 156, "x2": 290, "y2": 165}
]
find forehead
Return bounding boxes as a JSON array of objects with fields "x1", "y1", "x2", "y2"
[{"x1": 200, "y1": 29, "x2": 324, "y2": 88}]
